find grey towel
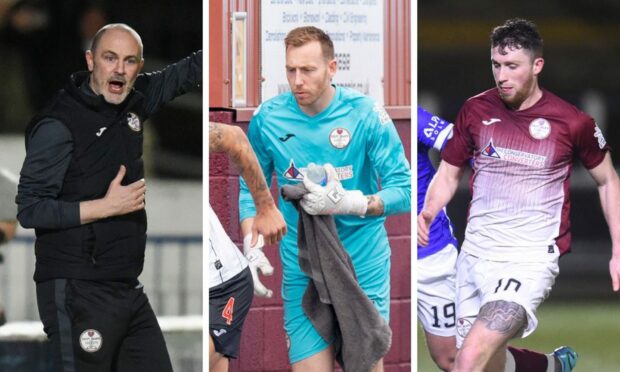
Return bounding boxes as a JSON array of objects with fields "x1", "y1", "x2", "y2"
[{"x1": 281, "y1": 183, "x2": 392, "y2": 372}]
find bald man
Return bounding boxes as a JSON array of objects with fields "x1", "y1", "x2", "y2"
[{"x1": 16, "y1": 24, "x2": 201, "y2": 371}]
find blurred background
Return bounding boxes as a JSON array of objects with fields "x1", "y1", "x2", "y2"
[
  {"x1": 418, "y1": 1, "x2": 620, "y2": 370},
  {"x1": 0, "y1": 1, "x2": 202, "y2": 371}
]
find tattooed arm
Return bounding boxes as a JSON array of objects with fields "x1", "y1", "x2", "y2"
[{"x1": 209, "y1": 122, "x2": 287, "y2": 245}]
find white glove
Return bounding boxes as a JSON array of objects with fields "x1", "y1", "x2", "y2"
[
  {"x1": 243, "y1": 234, "x2": 274, "y2": 298},
  {"x1": 301, "y1": 163, "x2": 368, "y2": 216}
]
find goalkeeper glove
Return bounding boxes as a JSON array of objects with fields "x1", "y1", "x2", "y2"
[
  {"x1": 301, "y1": 163, "x2": 368, "y2": 216},
  {"x1": 243, "y1": 234, "x2": 274, "y2": 298}
]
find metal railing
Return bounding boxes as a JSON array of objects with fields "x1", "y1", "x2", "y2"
[{"x1": 0, "y1": 235, "x2": 202, "y2": 322}]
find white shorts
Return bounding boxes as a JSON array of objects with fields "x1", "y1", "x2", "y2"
[
  {"x1": 455, "y1": 251, "x2": 559, "y2": 348},
  {"x1": 417, "y1": 244, "x2": 458, "y2": 337}
]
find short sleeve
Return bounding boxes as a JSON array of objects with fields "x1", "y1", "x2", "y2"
[
  {"x1": 574, "y1": 115, "x2": 609, "y2": 170},
  {"x1": 441, "y1": 104, "x2": 475, "y2": 167}
]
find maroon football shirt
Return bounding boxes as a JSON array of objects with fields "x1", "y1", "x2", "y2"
[{"x1": 443, "y1": 88, "x2": 608, "y2": 260}]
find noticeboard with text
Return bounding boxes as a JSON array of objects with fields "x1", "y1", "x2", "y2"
[{"x1": 260, "y1": 0, "x2": 384, "y2": 104}]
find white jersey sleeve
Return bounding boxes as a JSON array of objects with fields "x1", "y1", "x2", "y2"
[{"x1": 208, "y1": 204, "x2": 248, "y2": 288}]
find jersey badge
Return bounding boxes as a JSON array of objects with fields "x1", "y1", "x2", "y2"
[
  {"x1": 79, "y1": 329, "x2": 103, "y2": 352},
  {"x1": 529, "y1": 118, "x2": 551, "y2": 140},
  {"x1": 127, "y1": 112, "x2": 141, "y2": 132},
  {"x1": 456, "y1": 318, "x2": 473, "y2": 338},
  {"x1": 481, "y1": 139, "x2": 501, "y2": 159},
  {"x1": 329, "y1": 128, "x2": 351, "y2": 149},
  {"x1": 283, "y1": 159, "x2": 304, "y2": 181},
  {"x1": 594, "y1": 124, "x2": 607, "y2": 149}
]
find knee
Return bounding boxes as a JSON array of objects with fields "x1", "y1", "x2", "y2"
[
  {"x1": 453, "y1": 344, "x2": 484, "y2": 371},
  {"x1": 431, "y1": 353, "x2": 455, "y2": 372}
]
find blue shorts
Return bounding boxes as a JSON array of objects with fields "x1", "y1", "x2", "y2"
[{"x1": 282, "y1": 257, "x2": 391, "y2": 363}]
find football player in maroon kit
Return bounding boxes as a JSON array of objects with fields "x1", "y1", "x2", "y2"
[{"x1": 419, "y1": 18, "x2": 620, "y2": 372}]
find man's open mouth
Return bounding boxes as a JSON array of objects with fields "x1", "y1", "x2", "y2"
[{"x1": 108, "y1": 80, "x2": 126, "y2": 94}]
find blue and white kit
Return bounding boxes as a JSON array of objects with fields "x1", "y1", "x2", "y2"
[
  {"x1": 417, "y1": 106, "x2": 458, "y2": 258},
  {"x1": 417, "y1": 106, "x2": 459, "y2": 337}
]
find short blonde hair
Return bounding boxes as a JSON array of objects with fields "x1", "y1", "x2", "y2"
[{"x1": 284, "y1": 26, "x2": 334, "y2": 60}]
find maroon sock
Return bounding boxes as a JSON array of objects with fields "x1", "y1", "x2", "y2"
[{"x1": 507, "y1": 346, "x2": 549, "y2": 372}]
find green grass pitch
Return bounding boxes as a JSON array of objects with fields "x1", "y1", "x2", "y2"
[{"x1": 417, "y1": 301, "x2": 620, "y2": 371}]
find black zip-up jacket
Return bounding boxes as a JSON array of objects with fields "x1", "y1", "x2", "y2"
[{"x1": 17, "y1": 51, "x2": 202, "y2": 282}]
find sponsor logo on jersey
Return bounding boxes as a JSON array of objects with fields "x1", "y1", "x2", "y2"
[
  {"x1": 481, "y1": 139, "x2": 501, "y2": 159},
  {"x1": 594, "y1": 124, "x2": 607, "y2": 149},
  {"x1": 96, "y1": 127, "x2": 107, "y2": 137},
  {"x1": 529, "y1": 118, "x2": 551, "y2": 140},
  {"x1": 213, "y1": 329, "x2": 227, "y2": 337},
  {"x1": 481, "y1": 139, "x2": 547, "y2": 168},
  {"x1": 333, "y1": 165, "x2": 354, "y2": 180},
  {"x1": 482, "y1": 118, "x2": 502, "y2": 126},
  {"x1": 373, "y1": 102, "x2": 392, "y2": 125},
  {"x1": 329, "y1": 128, "x2": 351, "y2": 149},
  {"x1": 127, "y1": 112, "x2": 141, "y2": 132},
  {"x1": 79, "y1": 329, "x2": 103, "y2": 352},
  {"x1": 279, "y1": 133, "x2": 296, "y2": 142},
  {"x1": 423, "y1": 115, "x2": 447, "y2": 142},
  {"x1": 456, "y1": 318, "x2": 473, "y2": 338},
  {"x1": 285, "y1": 160, "x2": 355, "y2": 182},
  {"x1": 283, "y1": 159, "x2": 304, "y2": 181},
  {"x1": 298, "y1": 164, "x2": 354, "y2": 182}
]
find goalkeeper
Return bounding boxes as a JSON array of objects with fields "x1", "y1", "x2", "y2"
[
  {"x1": 238, "y1": 26, "x2": 410, "y2": 371},
  {"x1": 208, "y1": 122, "x2": 286, "y2": 372}
]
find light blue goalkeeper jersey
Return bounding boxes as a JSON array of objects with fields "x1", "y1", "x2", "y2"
[{"x1": 239, "y1": 86, "x2": 410, "y2": 273}]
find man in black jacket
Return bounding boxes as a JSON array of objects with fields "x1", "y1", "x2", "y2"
[{"x1": 16, "y1": 23, "x2": 201, "y2": 372}]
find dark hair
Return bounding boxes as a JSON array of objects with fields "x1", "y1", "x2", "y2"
[
  {"x1": 285, "y1": 26, "x2": 334, "y2": 60},
  {"x1": 491, "y1": 18, "x2": 543, "y2": 58}
]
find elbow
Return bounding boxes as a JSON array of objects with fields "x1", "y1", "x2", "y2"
[
  {"x1": 231, "y1": 125, "x2": 248, "y2": 143},
  {"x1": 16, "y1": 208, "x2": 35, "y2": 229},
  {"x1": 16, "y1": 214, "x2": 33, "y2": 229}
]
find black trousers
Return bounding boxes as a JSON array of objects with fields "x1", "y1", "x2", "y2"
[{"x1": 36, "y1": 279, "x2": 173, "y2": 372}]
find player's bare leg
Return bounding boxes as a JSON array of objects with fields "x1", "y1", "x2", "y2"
[
  {"x1": 291, "y1": 344, "x2": 335, "y2": 372},
  {"x1": 209, "y1": 335, "x2": 229, "y2": 372},
  {"x1": 453, "y1": 300, "x2": 527, "y2": 372},
  {"x1": 424, "y1": 332, "x2": 456, "y2": 371}
]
